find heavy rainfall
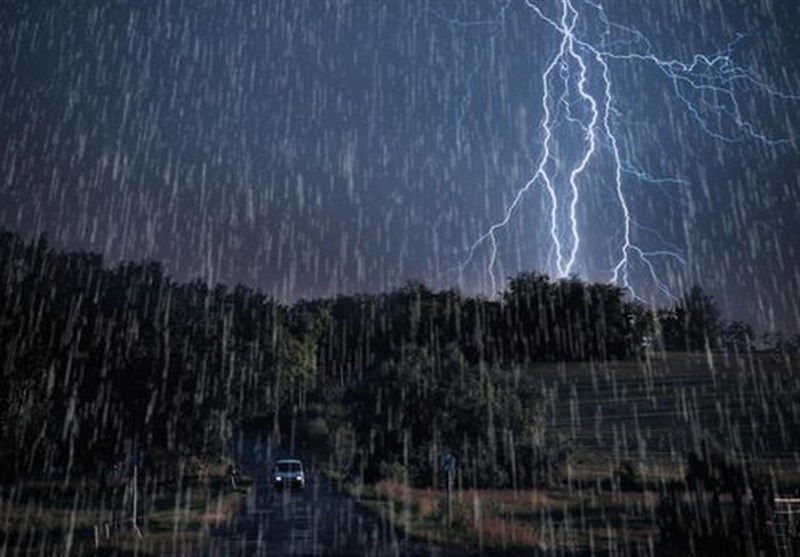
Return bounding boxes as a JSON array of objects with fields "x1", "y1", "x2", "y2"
[{"x1": 1, "y1": 0, "x2": 799, "y2": 556}]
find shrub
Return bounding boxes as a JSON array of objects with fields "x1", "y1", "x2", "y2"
[{"x1": 614, "y1": 460, "x2": 643, "y2": 491}]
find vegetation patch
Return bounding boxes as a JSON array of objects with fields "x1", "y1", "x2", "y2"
[
  {"x1": 0, "y1": 462, "x2": 246, "y2": 556},
  {"x1": 351, "y1": 479, "x2": 661, "y2": 553}
]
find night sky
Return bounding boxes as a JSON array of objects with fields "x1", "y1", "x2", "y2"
[{"x1": 1, "y1": 0, "x2": 799, "y2": 333}]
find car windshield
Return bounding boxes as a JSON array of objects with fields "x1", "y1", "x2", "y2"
[{"x1": 275, "y1": 462, "x2": 302, "y2": 473}]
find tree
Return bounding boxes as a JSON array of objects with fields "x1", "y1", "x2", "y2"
[
  {"x1": 681, "y1": 286, "x2": 722, "y2": 350},
  {"x1": 721, "y1": 321, "x2": 754, "y2": 353},
  {"x1": 659, "y1": 286, "x2": 722, "y2": 351}
]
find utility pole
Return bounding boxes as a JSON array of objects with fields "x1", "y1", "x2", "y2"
[{"x1": 440, "y1": 449, "x2": 457, "y2": 528}]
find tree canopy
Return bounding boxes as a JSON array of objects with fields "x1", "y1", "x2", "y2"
[{"x1": 0, "y1": 230, "x2": 756, "y2": 486}]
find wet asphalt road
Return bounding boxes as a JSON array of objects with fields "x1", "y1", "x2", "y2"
[
  {"x1": 198, "y1": 475, "x2": 434, "y2": 557},
  {"x1": 193, "y1": 430, "x2": 449, "y2": 557}
]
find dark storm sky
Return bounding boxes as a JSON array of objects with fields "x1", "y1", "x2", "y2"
[{"x1": 1, "y1": 0, "x2": 799, "y2": 333}]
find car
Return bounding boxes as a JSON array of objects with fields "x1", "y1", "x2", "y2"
[{"x1": 272, "y1": 459, "x2": 306, "y2": 490}]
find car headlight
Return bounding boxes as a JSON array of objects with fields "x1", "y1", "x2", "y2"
[
  {"x1": 275, "y1": 477, "x2": 282, "y2": 481},
  {"x1": 296, "y1": 476, "x2": 303, "y2": 481}
]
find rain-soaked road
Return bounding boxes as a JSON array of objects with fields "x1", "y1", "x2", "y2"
[
  {"x1": 193, "y1": 430, "x2": 448, "y2": 557},
  {"x1": 198, "y1": 474, "x2": 434, "y2": 557}
]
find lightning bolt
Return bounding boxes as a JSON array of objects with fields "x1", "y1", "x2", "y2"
[{"x1": 457, "y1": 0, "x2": 798, "y2": 300}]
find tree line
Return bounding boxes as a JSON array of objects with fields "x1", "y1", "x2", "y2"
[{"x1": 0, "y1": 230, "x2": 794, "y2": 486}]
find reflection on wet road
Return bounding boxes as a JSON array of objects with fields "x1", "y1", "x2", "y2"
[
  {"x1": 195, "y1": 432, "x2": 444, "y2": 557},
  {"x1": 201, "y1": 476, "x2": 408, "y2": 556}
]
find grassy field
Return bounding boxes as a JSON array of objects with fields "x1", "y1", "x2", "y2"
[
  {"x1": 353, "y1": 479, "x2": 669, "y2": 554},
  {"x1": 542, "y1": 351, "x2": 799, "y2": 475},
  {"x1": 350, "y1": 351, "x2": 800, "y2": 555},
  {"x1": 0, "y1": 460, "x2": 247, "y2": 556}
]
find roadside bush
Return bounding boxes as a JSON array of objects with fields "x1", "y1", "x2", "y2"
[
  {"x1": 614, "y1": 460, "x2": 644, "y2": 491},
  {"x1": 304, "y1": 417, "x2": 330, "y2": 445},
  {"x1": 657, "y1": 449, "x2": 777, "y2": 556},
  {"x1": 379, "y1": 461, "x2": 411, "y2": 485},
  {"x1": 521, "y1": 434, "x2": 572, "y2": 489}
]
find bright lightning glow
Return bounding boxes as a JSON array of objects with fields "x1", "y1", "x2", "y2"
[{"x1": 458, "y1": 0, "x2": 798, "y2": 300}]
